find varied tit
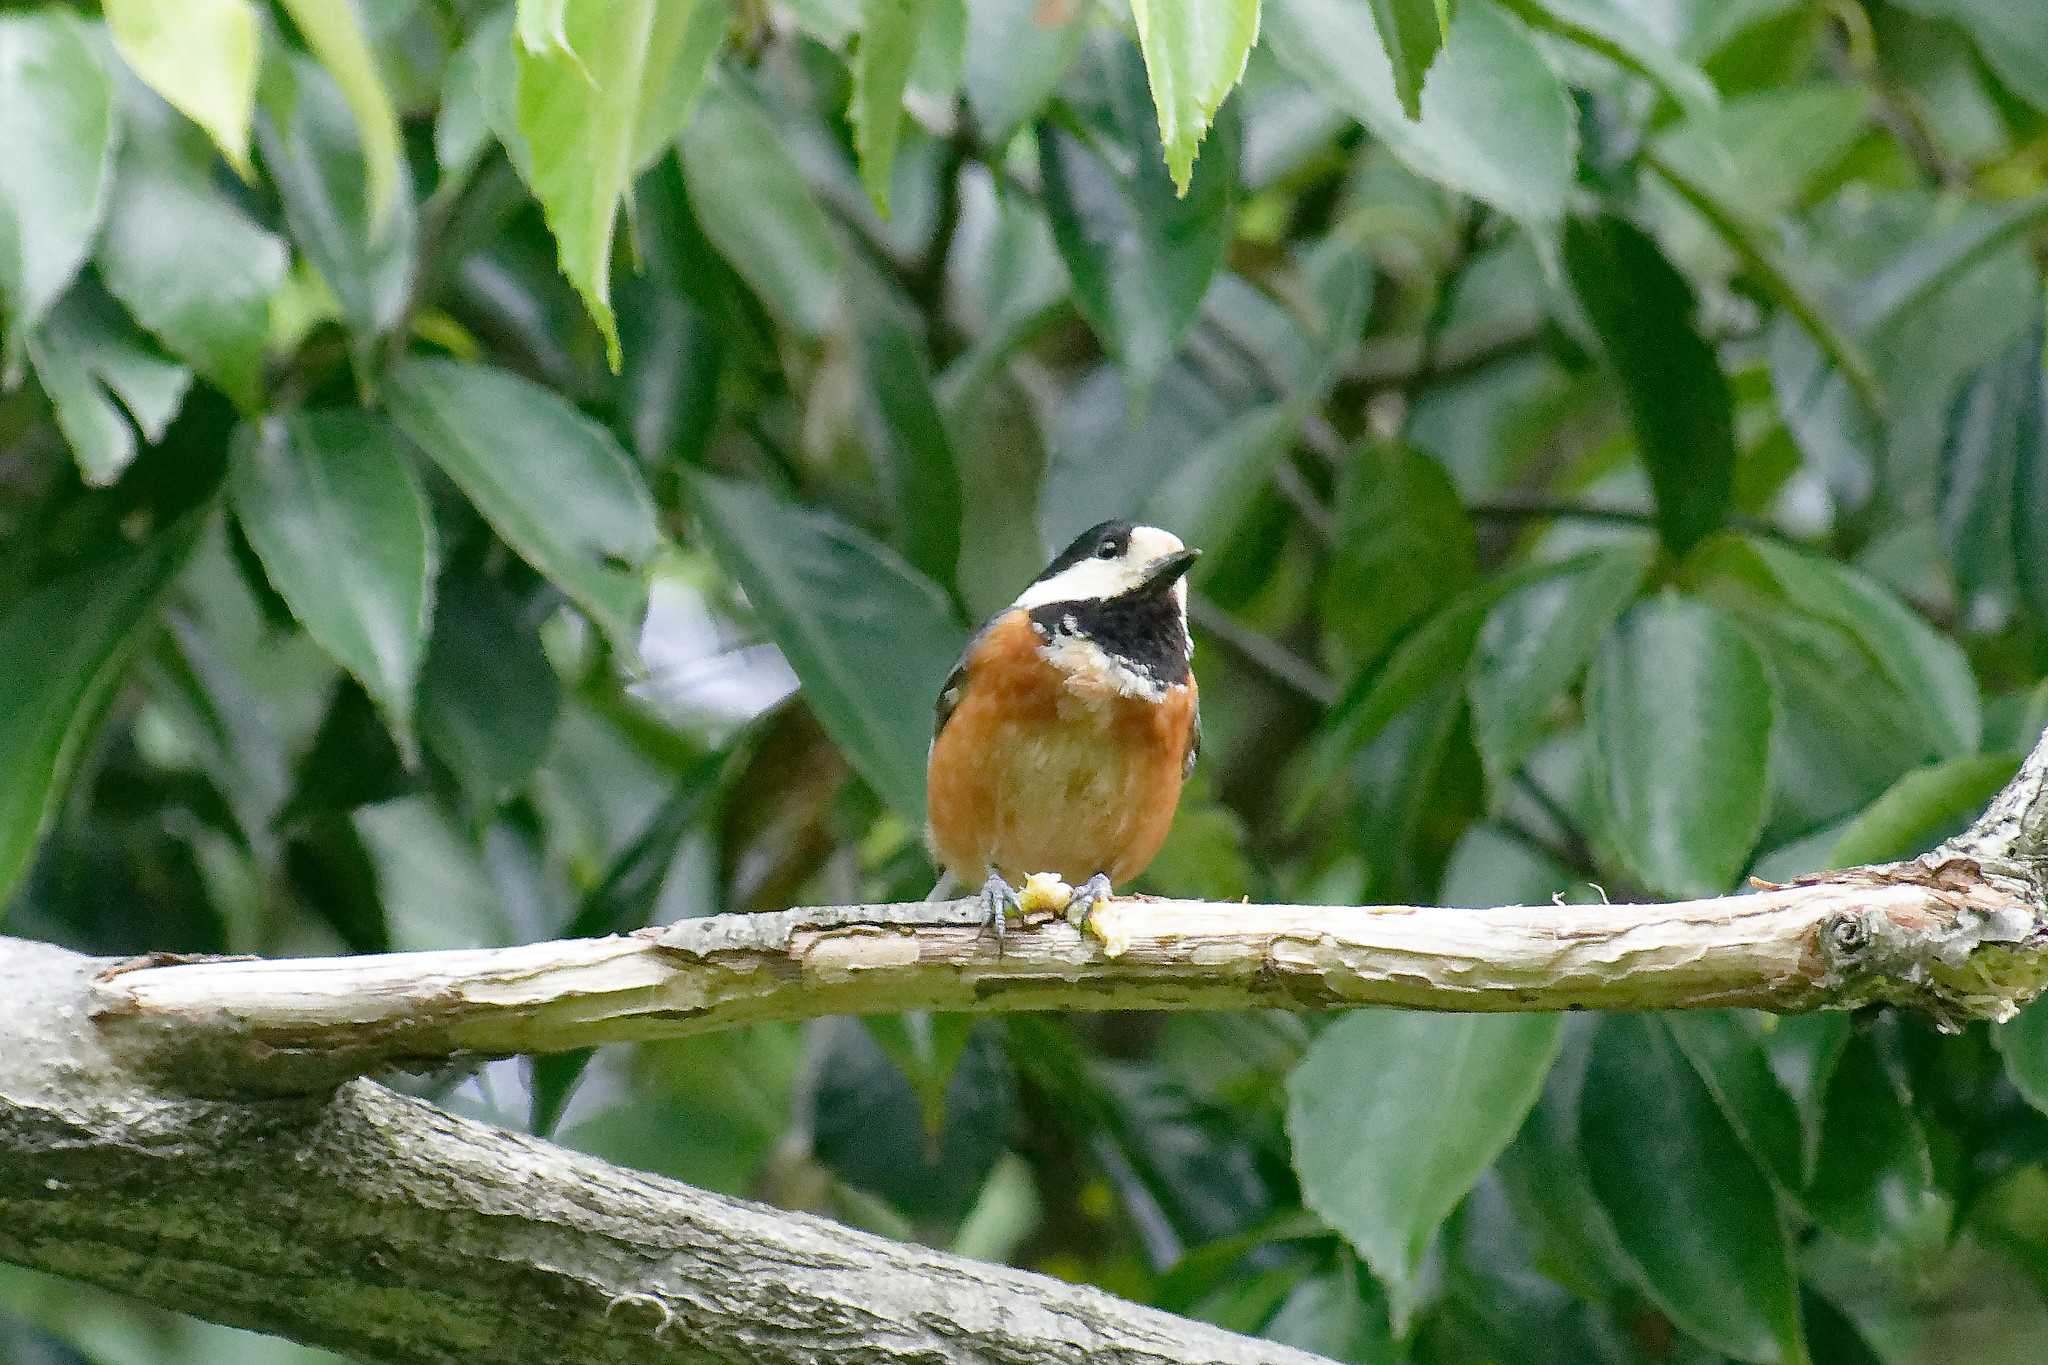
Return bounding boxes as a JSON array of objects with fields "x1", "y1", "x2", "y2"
[{"x1": 925, "y1": 520, "x2": 1200, "y2": 937}]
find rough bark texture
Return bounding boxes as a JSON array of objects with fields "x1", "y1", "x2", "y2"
[
  {"x1": 91, "y1": 857, "x2": 2048, "y2": 1097},
  {"x1": 1, "y1": 938, "x2": 1319, "y2": 1365},
  {"x1": 13, "y1": 732, "x2": 2048, "y2": 1362}
]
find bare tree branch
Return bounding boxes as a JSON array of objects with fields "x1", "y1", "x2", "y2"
[{"x1": 0, "y1": 937, "x2": 1323, "y2": 1365}]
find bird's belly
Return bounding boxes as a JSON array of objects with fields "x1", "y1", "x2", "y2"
[{"x1": 928, "y1": 691, "x2": 1187, "y2": 887}]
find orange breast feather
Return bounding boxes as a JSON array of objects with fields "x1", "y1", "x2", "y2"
[{"x1": 927, "y1": 611, "x2": 1194, "y2": 886}]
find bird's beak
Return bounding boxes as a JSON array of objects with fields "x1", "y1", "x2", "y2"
[{"x1": 1139, "y1": 548, "x2": 1200, "y2": 594}]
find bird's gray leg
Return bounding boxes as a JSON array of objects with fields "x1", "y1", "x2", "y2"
[
  {"x1": 978, "y1": 871, "x2": 1022, "y2": 952},
  {"x1": 1065, "y1": 873, "x2": 1114, "y2": 931}
]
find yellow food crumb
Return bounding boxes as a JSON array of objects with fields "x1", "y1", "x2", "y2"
[
  {"x1": 1087, "y1": 902, "x2": 1132, "y2": 959},
  {"x1": 1017, "y1": 872, "x2": 1073, "y2": 917}
]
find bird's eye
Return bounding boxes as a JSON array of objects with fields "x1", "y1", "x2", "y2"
[{"x1": 1095, "y1": 539, "x2": 1119, "y2": 559}]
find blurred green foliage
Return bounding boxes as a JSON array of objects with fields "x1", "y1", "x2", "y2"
[{"x1": 6, "y1": 1, "x2": 2048, "y2": 1362}]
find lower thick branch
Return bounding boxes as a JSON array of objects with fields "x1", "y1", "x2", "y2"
[
  {"x1": 89, "y1": 857, "x2": 2048, "y2": 1097},
  {"x1": 1, "y1": 939, "x2": 1319, "y2": 1365}
]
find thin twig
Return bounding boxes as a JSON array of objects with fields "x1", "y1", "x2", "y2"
[{"x1": 1190, "y1": 596, "x2": 1337, "y2": 706}]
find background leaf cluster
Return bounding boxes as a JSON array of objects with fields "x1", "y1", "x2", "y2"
[{"x1": 7, "y1": 1, "x2": 2048, "y2": 1362}]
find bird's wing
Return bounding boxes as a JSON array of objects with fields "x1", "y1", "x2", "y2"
[
  {"x1": 1183, "y1": 692, "x2": 1201, "y2": 781},
  {"x1": 931, "y1": 615, "x2": 997, "y2": 749}
]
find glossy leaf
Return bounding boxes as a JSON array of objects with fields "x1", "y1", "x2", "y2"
[
  {"x1": 1996, "y1": 996, "x2": 2048, "y2": 1119},
  {"x1": 96, "y1": 95, "x2": 287, "y2": 410},
  {"x1": 1320, "y1": 445, "x2": 1477, "y2": 673},
  {"x1": 678, "y1": 73, "x2": 844, "y2": 338},
  {"x1": 1470, "y1": 537, "x2": 1652, "y2": 790},
  {"x1": 1826, "y1": 755, "x2": 2020, "y2": 870},
  {"x1": 0, "y1": 11, "x2": 117, "y2": 371},
  {"x1": 1806, "y1": 1033, "x2": 1951, "y2": 1260},
  {"x1": 1128, "y1": 0, "x2": 1260, "y2": 193},
  {"x1": 1289, "y1": 1010, "x2": 1563, "y2": 1325},
  {"x1": 1665, "y1": 1011, "x2": 1808, "y2": 1194},
  {"x1": 689, "y1": 475, "x2": 966, "y2": 823},
  {"x1": 1990, "y1": 327, "x2": 2048, "y2": 633},
  {"x1": 0, "y1": 517, "x2": 200, "y2": 909},
  {"x1": 1039, "y1": 42, "x2": 1237, "y2": 397},
  {"x1": 274, "y1": 0, "x2": 402, "y2": 232},
  {"x1": 230, "y1": 414, "x2": 436, "y2": 759},
  {"x1": 516, "y1": 0, "x2": 715, "y2": 368},
  {"x1": 417, "y1": 577, "x2": 559, "y2": 815},
  {"x1": 851, "y1": 0, "x2": 940, "y2": 213},
  {"x1": 1497, "y1": 0, "x2": 1717, "y2": 115},
  {"x1": 1580, "y1": 1015, "x2": 1805, "y2": 1364},
  {"x1": 1588, "y1": 594, "x2": 1773, "y2": 898},
  {"x1": 1564, "y1": 213, "x2": 1736, "y2": 556},
  {"x1": 257, "y1": 54, "x2": 417, "y2": 363},
  {"x1": 28, "y1": 280, "x2": 192, "y2": 487},
  {"x1": 961, "y1": 0, "x2": 1085, "y2": 146},
  {"x1": 104, "y1": 0, "x2": 260, "y2": 179},
  {"x1": 1940, "y1": 324, "x2": 2037, "y2": 618},
  {"x1": 1265, "y1": 0, "x2": 1571, "y2": 223},
  {"x1": 386, "y1": 358, "x2": 658, "y2": 653}
]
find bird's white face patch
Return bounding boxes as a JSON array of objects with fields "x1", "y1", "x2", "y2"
[
  {"x1": 1036, "y1": 614, "x2": 1171, "y2": 702},
  {"x1": 1013, "y1": 525, "x2": 1190, "y2": 614}
]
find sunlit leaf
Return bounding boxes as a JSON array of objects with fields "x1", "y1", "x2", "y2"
[
  {"x1": 1366, "y1": 0, "x2": 1450, "y2": 119},
  {"x1": 0, "y1": 10, "x2": 117, "y2": 374},
  {"x1": 851, "y1": 0, "x2": 941, "y2": 214},
  {"x1": 1128, "y1": 0, "x2": 1260, "y2": 193},
  {"x1": 275, "y1": 0, "x2": 403, "y2": 232},
  {"x1": 104, "y1": 0, "x2": 260, "y2": 179}
]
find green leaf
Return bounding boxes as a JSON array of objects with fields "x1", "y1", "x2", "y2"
[
  {"x1": 230, "y1": 413, "x2": 436, "y2": 759},
  {"x1": 95, "y1": 95, "x2": 287, "y2": 410},
  {"x1": 1495, "y1": 0, "x2": 1718, "y2": 116},
  {"x1": 1587, "y1": 594, "x2": 1773, "y2": 898},
  {"x1": 386, "y1": 357, "x2": 658, "y2": 654},
  {"x1": 1320, "y1": 445, "x2": 1477, "y2": 674},
  {"x1": 677, "y1": 73, "x2": 845, "y2": 338},
  {"x1": 1720, "y1": 537, "x2": 1981, "y2": 759},
  {"x1": 1996, "y1": 995, "x2": 2048, "y2": 1118},
  {"x1": 1665, "y1": 1011, "x2": 1809, "y2": 1194},
  {"x1": 1039, "y1": 41, "x2": 1237, "y2": 397},
  {"x1": 517, "y1": 0, "x2": 574, "y2": 58},
  {"x1": 28, "y1": 278, "x2": 193, "y2": 487},
  {"x1": 0, "y1": 515, "x2": 200, "y2": 910},
  {"x1": 1938, "y1": 321, "x2": 2038, "y2": 617},
  {"x1": 257, "y1": 54, "x2": 417, "y2": 367},
  {"x1": 0, "y1": 10, "x2": 117, "y2": 373},
  {"x1": 851, "y1": 0, "x2": 941, "y2": 214},
  {"x1": 274, "y1": 0, "x2": 403, "y2": 233},
  {"x1": 516, "y1": 0, "x2": 720, "y2": 369},
  {"x1": 104, "y1": 0, "x2": 260, "y2": 179},
  {"x1": 689, "y1": 476, "x2": 964, "y2": 823},
  {"x1": 1127, "y1": 0, "x2": 1260, "y2": 194},
  {"x1": 1563, "y1": 213, "x2": 1736, "y2": 556},
  {"x1": 961, "y1": 0, "x2": 1086, "y2": 147},
  {"x1": 418, "y1": 576, "x2": 561, "y2": 818},
  {"x1": 1891, "y1": 0, "x2": 2048, "y2": 111},
  {"x1": 1140, "y1": 402, "x2": 1298, "y2": 561},
  {"x1": 1825, "y1": 755, "x2": 2020, "y2": 870},
  {"x1": 1289, "y1": 1011, "x2": 1562, "y2": 1327},
  {"x1": 1806, "y1": 1033, "x2": 1951, "y2": 1261},
  {"x1": 1469, "y1": 537, "x2": 1652, "y2": 790},
  {"x1": 1367, "y1": 0, "x2": 1451, "y2": 119},
  {"x1": 1265, "y1": 0, "x2": 1571, "y2": 224},
  {"x1": 852, "y1": 275, "x2": 962, "y2": 595},
  {"x1": 1851, "y1": 190, "x2": 2048, "y2": 337},
  {"x1": 1580, "y1": 1015, "x2": 1805, "y2": 1364}
]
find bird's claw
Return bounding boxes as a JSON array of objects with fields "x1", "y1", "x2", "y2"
[
  {"x1": 1065, "y1": 873, "x2": 1114, "y2": 933},
  {"x1": 978, "y1": 872, "x2": 1023, "y2": 954}
]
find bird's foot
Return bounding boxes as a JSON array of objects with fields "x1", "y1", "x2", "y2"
[
  {"x1": 978, "y1": 872, "x2": 1023, "y2": 954},
  {"x1": 1064, "y1": 873, "x2": 1115, "y2": 935}
]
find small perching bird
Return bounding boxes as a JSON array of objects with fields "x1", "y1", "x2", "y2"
[{"x1": 925, "y1": 520, "x2": 1200, "y2": 937}]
